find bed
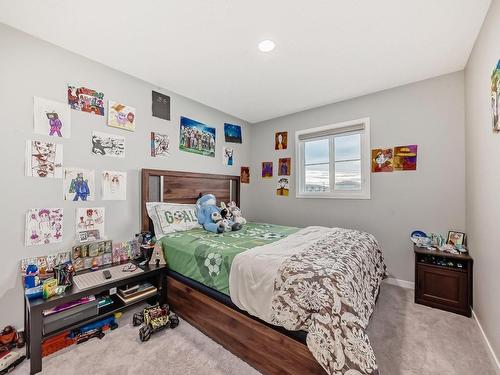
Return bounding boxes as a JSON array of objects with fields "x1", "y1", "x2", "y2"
[{"x1": 141, "y1": 169, "x2": 386, "y2": 375}]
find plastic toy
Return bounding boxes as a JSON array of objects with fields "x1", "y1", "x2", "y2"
[
  {"x1": 69, "y1": 315, "x2": 119, "y2": 340},
  {"x1": 133, "y1": 304, "x2": 179, "y2": 342},
  {"x1": 42, "y1": 331, "x2": 75, "y2": 357},
  {"x1": 24, "y1": 264, "x2": 41, "y2": 289},
  {"x1": 0, "y1": 350, "x2": 25, "y2": 374},
  {"x1": 0, "y1": 326, "x2": 25, "y2": 352}
]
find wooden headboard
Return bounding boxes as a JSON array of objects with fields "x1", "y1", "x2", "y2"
[{"x1": 141, "y1": 169, "x2": 240, "y2": 232}]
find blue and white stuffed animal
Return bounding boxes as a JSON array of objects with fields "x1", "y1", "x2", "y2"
[{"x1": 196, "y1": 194, "x2": 225, "y2": 233}]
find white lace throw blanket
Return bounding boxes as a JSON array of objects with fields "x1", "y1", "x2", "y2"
[{"x1": 230, "y1": 226, "x2": 387, "y2": 375}]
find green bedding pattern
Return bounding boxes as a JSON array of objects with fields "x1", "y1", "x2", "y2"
[{"x1": 158, "y1": 222, "x2": 298, "y2": 295}]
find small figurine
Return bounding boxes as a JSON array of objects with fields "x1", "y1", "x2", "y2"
[{"x1": 133, "y1": 304, "x2": 179, "y2": 342}]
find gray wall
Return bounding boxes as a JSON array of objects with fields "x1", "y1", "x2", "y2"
[
  {"x1": 465, "y1": 0, "x2": 500, "y2": 361},
  {"x1": 0, "y1": 24, "x2": 252, "y2": 328},
  {"x1": 247, "y1": 72, "x2": 466, "y2": 284}
]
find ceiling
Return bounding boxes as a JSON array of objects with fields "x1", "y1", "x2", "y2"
[{"x1": 0, "y1": 0, "x2": 491, "y2": 123}]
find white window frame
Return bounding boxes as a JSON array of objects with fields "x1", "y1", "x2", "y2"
[{"x1": 295, "y1": 117, "x2": 371, "y2": 199}]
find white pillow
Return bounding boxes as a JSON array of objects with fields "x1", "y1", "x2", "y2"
[{"x1": 146, "y1": 202, "x2": 201, "y2": 239}]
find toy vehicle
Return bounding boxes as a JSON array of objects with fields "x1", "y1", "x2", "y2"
[
  {"x1": 0, "y1": 326, "x2": 25, "y2": 352},
  {"x1": 132, "y1": 304, "x2": 179, "y2": 342},
  {"x1": 0, "y1": 350, "x2": 25, "y2": 374}
]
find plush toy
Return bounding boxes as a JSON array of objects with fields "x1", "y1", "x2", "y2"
[
  {"x1": 196, "y1": 194, "x2": 225, "y2": 233},
  {"x1": 220, "y1": 203, "x2": 242, "y2": 232},
  {"x1": 227, "y1": 201, "x2": 247, "y2": 225}
]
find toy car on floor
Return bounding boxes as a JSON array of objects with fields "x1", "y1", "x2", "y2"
[
  {"x1": 132, "y1": 304, "x2": 179, "y2": 342},
  {"x1": 0, "y1": 350, "x2": 25, "y2": 375}
]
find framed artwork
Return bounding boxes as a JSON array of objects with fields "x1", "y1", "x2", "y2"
[
  {"x1": 151, "y1": 132, "x2": 170, "y2": 157},
  {"x1": 393, "y1": 145, "x2": 418, "y2": 171},
  {"x1": 223, "y1": 147, "x2": 234, "y2": 166},
  {"x1": 108, "y1": 101, "x2": 135, "y2": 131},
  {"x1": 63, "y1": 168, "x2": 95, "y2": 201},
  {"x1": 75, "y1": 207, "x2": 105, "y2": 243},
  {"x1": 224, "y1": 123, "x2": 242, "y2": 143},
  {"x1": 262, "y1": 162, "x2": 273, "y2": 178},
  {"x1": 34, "y1": 97, "x2": 71, "y2": 138},
  {"x1": 179, "y1": 116, "x2": 216, "y2": 157},
  {"x1": 241, "y1": 167, "x2": 250, "y2": 184},
  {"x1": 278, "y1": 158, "x2": 291, "y2": 176},
  {"x1": 275, "y1": 131, "x2": 288, "y2": 150},
  {"x1": 152, "y1": 91, "x2": 171, "y2": 121},
  {"x1": 67, "y1": 85, "x2": 105, "y2": 116},
  {"x1": 447, "y1": 231, "x2": 466, "y2": 246},
  {"x1": 276, "y1": 177, "x2": 290, "y2": 196},
  {"x1": 25, "y1": 140, "x2": 63, "y2": 178},
  {"x1": 101, "y1": 171, "x2": 127, "y2": 200},
  {"x1": 91, "y1": 131, "x2": 125, "y2": 158},
  {"x1": 491, "y1": 60, "x2": 500, "y2": 132},
  {"x1": 25, "y1": 208, "x2": 64, "y2": 246},
  {"x1": 371, "y1": 148, "x2": 394, "y2": 172}
]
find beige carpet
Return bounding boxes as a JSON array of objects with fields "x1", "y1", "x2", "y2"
[{"x1": 16, "y1": 284, "x2": 497, "y2": 375}]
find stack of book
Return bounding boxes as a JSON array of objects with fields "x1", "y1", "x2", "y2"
[{"x1": 117, "y1": 282, "x2": 157, "y2": 304}]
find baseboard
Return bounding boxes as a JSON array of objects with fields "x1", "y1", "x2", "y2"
[
  {"x1": 472, "y1": 310, "x2": 500, "y2": 374},
  {"x1": 383, "y1": 277, "x2": 414, "y2": 289}
]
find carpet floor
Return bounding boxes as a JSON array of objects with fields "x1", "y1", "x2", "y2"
[{"x1": 16, "y1": 284, "x2": 497, "y2": 375}]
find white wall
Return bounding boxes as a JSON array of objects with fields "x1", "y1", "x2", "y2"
[
  {"x1": 465, "y1": 0, "x2": 500, "y2": 362},
  {"x1": 0, "y1": 24, "x2": 252, "y2": 328},
  {"x1": 246, "y1": 72, "x2": 466, "y2": 283}
]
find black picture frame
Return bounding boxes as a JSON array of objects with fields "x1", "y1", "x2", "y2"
[{"x1": 152, "y1": 91, "x2": 171, "y2": 121}]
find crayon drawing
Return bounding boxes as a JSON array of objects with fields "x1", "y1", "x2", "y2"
[
  {"x1": 63, "y1": 168, "x2": 95, "y2": 201},
  {"x1": 151, "y1": 132, "x2": 170, "y2": 157},
  {"x1": 179, "y1": 116, "x2": 216, "y2": 157},
  {"x1": 108, "y1": 101, "x2": 135, "y2": 131},
  {"x1": 393, "y1": 145, "x2": 418, "y2": 171},
  {"x1": 224, "y1": 123, "x2": 242, "y2": 143},
  {"x1": 91, "y1": 131, "x2": 125, "y2": 158},
  {"x1": 34, "y1": 97, "x2": 71, "y2": 138},
  {"x1": 76, "y1": 207, "x2": 105, "y2": 243},
  {"x1": 67, "y1": 85, "x2": 105, "y2": 116},
  {"x1": 371, "y1": 148, "x2": 393, "y2": 172},
  {"x1": 223, "y1": 147, "x2": 234, "y2": 166},
  {"x1": 25, "y1": 140, "x2": 63, "y2": 178},
  {"x1": 276, "y1": 178, "x2": 290, "y2": 196},
  {"x1": 25, "y1": 208, "x2": 64, "y2": 246},
  {"x1": 262, "y1": 162, "x2": 273, "y2": 178},
  {"x1": 101, "y1": 170, "x2": 127, "y2": 200},
  {"x1": 278, "y1": 158, "x2": 291, "y2": 176}
]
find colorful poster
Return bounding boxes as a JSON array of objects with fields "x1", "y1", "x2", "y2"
[
  {"x1": 179, "y1": 116, "x2": 216, "y2": 157},
  {"x1": 108, "y1": 101, "x2": 135, "y2": 131},
  {"x1": 25, "y1": 208, "x2": 64, "y2": 246},
  {"x1": 491, "y1": 60, "x2": 500, "y2": 132},
  {"x1": 275, "y1": 131, "x2": 288, "y2": 150},
  {"x1": 67, "y1": 85, "x2": 104, "y2": 116},
  {"x1": 151, "y1": 132, "x2": 170, "y2": 157},
  {"x1": 262, "y1": 162, "x2": 273, "y2": 178},
  {"x1": 224, "y1": 123, "x2": 242, "y2": 143},
  {"x1": 393, "y1": 145, "x2": 418, "y2": 171},
  {"x1": 371, "y1": 149, "x2": 394, "y2": 172},
  {"x1": 34, "y1": 97, "x2": 71, "y2": 138},
  {"x1": 241, "y1": 166, "x2": 250, "y2": 184},
  {"x1": 75, "y1": 207, "x2": 105, "y2": 243},
  {"x1": 25, "y1": 140, "x2": 63, "y2": 178},
  {"x1": 152, "y1": 91, "x2": 171, "y2": 121},
  {"x1": 101, "y1": 171, "x2": 127, "y2": 200},
  {"x1": 91, "y1": 131, "x2": 125, "y2": 158},
  {"x1": 276, "y1": 178, "x2": 290, "y2": 196},
  {"x1": 278, "y1": 158, "x2": 291, "y2": 176},
  {"x1": 223, "y1": 147, "x2": 234, "y2": 166},
  {"x1": 63, "y1": 168, "x2": 95, "y2": 201}
]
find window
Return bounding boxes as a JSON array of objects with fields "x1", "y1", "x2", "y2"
[{"x1": 296, "y1": 118, "x2": 371, "y2": 199}]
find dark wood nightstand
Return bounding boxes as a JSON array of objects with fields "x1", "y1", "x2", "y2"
[{"x1": 414, "y1": 245, "x2": 473, "y2": 317}]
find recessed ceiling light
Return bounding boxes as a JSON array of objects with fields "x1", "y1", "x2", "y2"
[{"x1": 258, "y1": 39, "x2": 276, "y2": 52}]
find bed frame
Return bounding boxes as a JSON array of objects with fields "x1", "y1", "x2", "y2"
[{"x1": 141, "y1": 169, "x2": 325, "y2": 375}]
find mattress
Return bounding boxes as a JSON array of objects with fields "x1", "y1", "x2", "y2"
[{"x1": 158, "y1": 222, "x2": 298, "y2": 295}]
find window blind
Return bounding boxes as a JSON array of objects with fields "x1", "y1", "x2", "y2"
[{"x1": 297, "y1": 123, "x2": 365, "y2": 141}]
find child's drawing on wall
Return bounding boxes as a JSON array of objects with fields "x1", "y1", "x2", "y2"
[
  {"x1": 25, "y1": 140, "x2": 63, "y2": 178},
  {"x1": 25, "y1": 208, "x2": 64, "y2": 246},
  {"x1": 34, "y1": 97, "x2": 71, "y2": 138}
]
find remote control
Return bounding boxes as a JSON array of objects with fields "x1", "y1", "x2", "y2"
[{"x1": 103, "y1": 270, "x2": 112, "y2": 279}]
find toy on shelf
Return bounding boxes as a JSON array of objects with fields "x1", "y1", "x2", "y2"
[
  {"x1": 69, "y1": 314, "x2": 119, "y2": 344},
  {"x1": 0, "y1": 326, "x2": 25, "y2": 353},
  {"x1": 53, "y1": 262, "x2": 74, "y2": 286},
  {"x1": 41, "y1": 331, "x2": 75, "y2": 357},
  {"x1": 133, "y1": 304, "x2": 179, "y2": 342},
  {"x1": 0, "y1": 350, "x2": 26, "y2": 374},
  {"x1": 24, "y1": 264, "x2": 43, "y2": 300}
]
